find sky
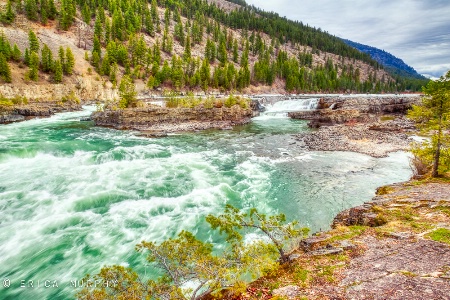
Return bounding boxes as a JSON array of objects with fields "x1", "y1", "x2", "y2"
[{"x1": 245, "y1": 0, "x2": 450, "y2": 78}]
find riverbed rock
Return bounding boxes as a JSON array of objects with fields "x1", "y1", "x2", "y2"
[
  {"x1": 289, "y1": 95, "x2": 420, "y2": 128},
  {"x1": 0, "y1": 101, "x2": 82, "y2": 124},
  {"x1": 92, "y1": 105, "x2": 256, "y2": 134}
]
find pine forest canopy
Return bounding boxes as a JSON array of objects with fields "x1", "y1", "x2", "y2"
[{"x1": 0, "y1": 0, "x2": 429, "y2": 92}]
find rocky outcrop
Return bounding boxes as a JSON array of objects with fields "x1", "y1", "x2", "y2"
[
  {"x1": 0, "y1": 101, "x2": 82, "y2": 124},
  {"x1": 92, "y1": 105, "x2": 256, "y2": 134},
  {"x1": 289, "y1": 95, "x2": 421, "y2": 127}
]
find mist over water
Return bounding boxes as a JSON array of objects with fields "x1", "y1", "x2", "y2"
[{"x1": 0, "y1": 102, "x2": 411, "y2": 299}]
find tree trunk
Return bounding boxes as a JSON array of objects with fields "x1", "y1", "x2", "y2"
[{"x1": 432, "y1": 132, "x2": 441, "y2": 177}]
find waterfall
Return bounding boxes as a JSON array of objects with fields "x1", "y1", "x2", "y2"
[{"x1": 257, "y1": 98, "x2": 319, "y2": 119}]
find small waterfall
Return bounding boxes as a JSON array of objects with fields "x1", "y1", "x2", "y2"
[{"x1": 257, "y1": 98, "x2": 319, "y2": 118}]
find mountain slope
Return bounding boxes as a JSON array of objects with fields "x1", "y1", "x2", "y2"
[
  {"x1": 342, "y1": 39, "x2": 426, "y2": 80},
  {"x1": 0, "y1": 0, "x2": 427, "y2": 100}
]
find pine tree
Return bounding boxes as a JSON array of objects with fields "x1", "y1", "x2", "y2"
[
  {"x1": 53, "y1": 59, "x2": 63, "y2": 82},
  {"x1": 12, "y1": 44, "x2": 22, "y2": 62},
  {"x1": 48, "y1": 0, "x2": 57, "y2": 20},
  {"x1": 200, "y1": 58, "x2": 210, "y2": 91},
  {"x1": 94, "y1": 18, "x2": 102, "y2": 41},
  {"x1": 28, "y1": 30, "x2": 39, "y2": 53},
  {"x1": 0, "y1": 53, "x2": 12, "y2": 83},
  {"x1": 24, "y1": 48, "x2": 30, "y2": 66},
  {"x1": 28, "y1": 51, "x2": 39, "y2": 81},
  {"x1": 3, "y1": 0, "x2": 15, "y2": 24},
  {"x1": 151, "y1": 0, "x2": 160, "y2": 33},
  {"x1": 232, "y1": 39, "x2": 239, "y2": 63},
  {"x1": 82, "y1": 3, "x2": 91, "y2": 24},
  {"x1": 65, "y1": 47, "x2": 75, "y2": 75},
  {"x1": 183, "y1": 36, "x2": 191, "y2": 62},
  {"x1": 58, "y1": 46, "x2": 65, "y2": 69},
  {"x1": 41, "y1": 44, "x2": 53, "y2": 73},
  {"x1": 25, "y1": 0, "x2": 38, "y2": 21},
  {"x1": 40, "y1": 0, "x2": 48, "y2": 25},
  {"x1": 118, "y1": 74, "x2": 137, "y2": 108}
]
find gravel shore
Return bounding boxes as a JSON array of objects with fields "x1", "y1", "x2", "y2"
[{"x1": 296, "y1": 117, "x2": 416, "y2": 158}]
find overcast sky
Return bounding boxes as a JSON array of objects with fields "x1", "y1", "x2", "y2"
[{"x1": 246, "y1": 0, "x2": 450, "y2": 78}]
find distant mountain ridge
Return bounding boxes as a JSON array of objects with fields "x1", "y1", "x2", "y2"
[{"x1": 342, "y1": 39, "x2": 426, "y2": 79}]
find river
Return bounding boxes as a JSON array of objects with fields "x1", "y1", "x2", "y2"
[{"x1": 0, "y1": 99, "x2": 412, "y2": 299}]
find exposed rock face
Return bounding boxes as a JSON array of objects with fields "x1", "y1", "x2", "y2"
[
  {"x1": 0, "y1": 101, "x2": 82, "y2": 124},
  {"x1": 92, "y1": 105, "x2": 256, "y2": 133},
  {"x1": 289, "y1": 95, "x2": 421, "y2": 127}
]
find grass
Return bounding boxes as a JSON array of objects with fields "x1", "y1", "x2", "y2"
[
  {"x1": 376, "y1": 186, "x2": 394, "y2": 195},
  {"x1": 437, "y1": 206, "x2": 450, "y2": 217},
  {"x1": 426, "y1": 228, "x2": 450, "y2": 245},
  {"x1": 327, "y1": 225, "x2": 367, "y2": 243}
]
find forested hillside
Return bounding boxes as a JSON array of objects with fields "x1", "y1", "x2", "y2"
[{"x1": 0, "y1": 0, "x2": 428, "y2": 95}]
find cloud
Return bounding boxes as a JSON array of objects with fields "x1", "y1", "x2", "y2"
[{"x1": 246, "y1": 0, "x2": 450, "y2": 77}]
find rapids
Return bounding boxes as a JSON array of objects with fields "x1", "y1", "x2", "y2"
[{"x1": 0, "y1": 101, "x2": 411, "y2": 299}]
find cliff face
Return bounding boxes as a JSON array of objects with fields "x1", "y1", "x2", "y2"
[
  {"x1": 92, "y1": 105, "x2": 256, "y2": 134},
  {"x1": 289, "y1": 95, "x2": 421, "y2": 127}
]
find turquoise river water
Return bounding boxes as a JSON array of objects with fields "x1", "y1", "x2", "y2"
[{"x1": 0, "y1": 101, "x2": 412, "y2": 299}]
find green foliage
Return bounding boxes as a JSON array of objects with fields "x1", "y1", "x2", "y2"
[
  {"x1": 61, "y1": 91, "x2": 80, "y2": 104},
  {"x1": 206, "y1": 204, "x2": 309, "y2": 263},
  {"x1": 1, "y1": 0, "x2": 15, "y2": 24},
  {"x1": 0, "y1": 53, "x2": 12, "y2": 83},
  {"x1": 53, "y1": 59, "x2": 63, "y2": 82},
  {"x1": 408, "y1": 70, "x2": 450, "y2": 177},
  {"x1": 28, "y1": 51, "x2": 39, "y2": 81},
  {"x1": 118, "y1": 75, "x2": 137, "y2": 108},
  {"x1": 76, "y1": 206, "x2": 296, "y2": 300},
  {"x1": 28, "y1": 30, "x2": 39, "y2": 53},
  {"x1": 41, "y1": 44, "x2": 53, "y2": 73},
  {"x1": 25, "y1": 0, "x2": 38, "y2": 21},
  {"x1": 65, "y1": 47, "x2": 75, "y2": 75},
  {"x1": 0, "y1": 94, "x2": 28, "y2": 106},
  {"x1": 426, "y1": 228, "x2": 450, "y2": 245}
]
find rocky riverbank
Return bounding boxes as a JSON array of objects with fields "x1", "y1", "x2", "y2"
[
  {"x1": 291, "y1": 95, "x2": 420, "y2": 157},
  {"x1": 92, "y1": 104, "x2": 258, "y2": 135},
  {"x1": 0, "y1": 101, "x2": 82, "y2": 124},
  {"x1": 295, "y1": 117, "x2": 416, "y2": 158},
  {"x1": 235, "y1": 179, "x2": 450, "y2": 300}
]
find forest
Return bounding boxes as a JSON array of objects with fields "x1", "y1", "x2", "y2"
[{"x1": 0, "y1": 0, "x2": 429, "y2": 93}]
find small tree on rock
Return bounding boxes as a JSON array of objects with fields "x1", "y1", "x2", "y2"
[
  {"x1": 206, "y1": 204, "x2": 309, "y2": 263},
  {"x1": 118, "y1": 75, "x2": 137, "y2": 108},
  {"x1": 408, "y1": 70, "x2": 450, "y2": 177}
]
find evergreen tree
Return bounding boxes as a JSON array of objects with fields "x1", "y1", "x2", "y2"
[
  {"x1": 82, "y1": 3, "x2": 91, "y2": 24},
  {"x1": 118, "y1": 74, "x2": 137, "y2": 108},
  {"x1": 28, "y1": 30, "x2": 39, "y2": 53},
  {"x1": 0, "y1": 53, "x2": 12, "y2": 83},
  {"x1": 12, "y1": 44, "x2": 22, "y2": 62},
  {"x1": 200, "y1": 58, "x2": 210, "y2": 91},
  {"x1": 408, "y1": 71, "x2": 450, "y2": 177},
  {"x1": 24, "y1": 48, "x2": 30, "y2": 66},
  {"x1": 150, "y1": 0, "x2": 160, "y2": 33},
  {"x1": 41, "y1": 44, "x2": 53, "y2": 73},
  {"x1": 25, "y1": 0, "x2": 38, "y2": 21},
  {"x1": 58, "y1": 46, "x2": 65, "y2": 69},
  {"x1": 53, "y1": 59, "x2": 63, "y2": 82},
  {"x1": 183, "y1": 36, "x2": 191, "y2": 62},
  {"x1": 28, "y1": 51, "x2": 40, "y2": 81},
  {"x1": 2, "y1": 0, "x2": 15, "y2": 24},
  {"x1": 232, "y1": 39, "x2": 239, "y2": 63},
  {"x1": 48, "y1": 0, "x2": 57, "y2": 20},
  {"x1": 65, "y1": 47, "x2": 75, "y2": 75},
  {"x1": 40, "y1": 0, "x2": 48, "y2": 25}
]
